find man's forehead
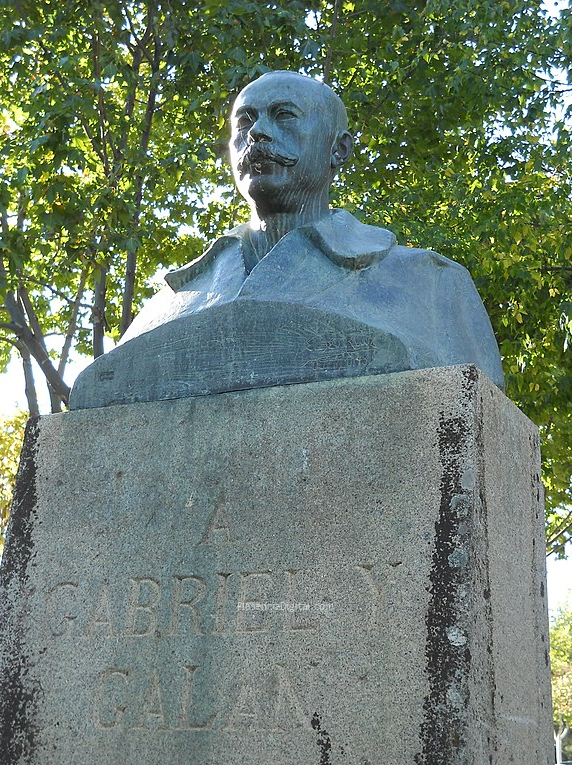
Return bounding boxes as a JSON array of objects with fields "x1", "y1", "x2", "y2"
[{"x1": 232, "y1": 74, "x2": 326, "y2": 113}]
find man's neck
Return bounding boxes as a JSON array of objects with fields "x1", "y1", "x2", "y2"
[{"x1": 248, "y1": 198, "x2": 330, "y2": 267}]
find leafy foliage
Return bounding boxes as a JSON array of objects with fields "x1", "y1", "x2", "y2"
[
  {"x1": 0, "y1": 410, "x2": 27, "y2": 555},
  {"x1": 0, "y1": 0, "x2": 570, "y2": 552},
  {"x1": 551, "y1": 606, "x2": 572, "y2": 760}
]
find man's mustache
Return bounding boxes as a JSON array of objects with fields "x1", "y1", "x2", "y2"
[{"x1": 237, "y1": 143, "x2": 298, "y2": 173}]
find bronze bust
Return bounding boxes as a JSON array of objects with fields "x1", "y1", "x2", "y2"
[{"x1": 71, "y1": 71, "x2": 503, "y2": 409}]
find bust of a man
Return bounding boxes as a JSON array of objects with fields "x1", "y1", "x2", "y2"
[{"x1": 71, "y1": 71, "x2": 503, "y2": 410}]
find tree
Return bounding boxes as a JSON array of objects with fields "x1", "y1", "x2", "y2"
[
  {"x1": 0, "y1": 410, "x2": 27, "y2": 555},
  {"x1": 551, "y1": 606, "x2": 572, "y2": 763},
  {"x1": 0, "y1": 0, "x2": 571, "y2": 553}
]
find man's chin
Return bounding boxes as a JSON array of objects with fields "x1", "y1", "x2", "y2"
[{"x1": 241, "y1": 174, "x2": 292, "y2": 205}]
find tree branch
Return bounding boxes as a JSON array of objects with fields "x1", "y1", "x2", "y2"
[
  {"x1": 33, "y1": 32, "x2": 108, "y2": 168},
  {"x1": 18, "y1": 286, "x2": 62, "y2": 412},
  {"x1": 341, "y1": 67, "x2": 360, "y2": 94},
  {"x1": 17, "y1": 274, "x2": 92, "y2": 310},
  {"x1": 547, "y1": 509, "x2": 572, "y2": 549},
  {"x1": 92, "y1": 26, "x2": 112, "y2": 177},
  {"x1": 0, "y1": 332, "x2": 39, "y2": 415},
  {"x1": 323, "y1": 0, "x2": 341, "y2": 85},
  {"x1": 18, "y1": 287, "x2": 47, "y2": 352},
  {"x1": 4, "y1": 292, "x2": 70, "y2": 406},
  {"x1": 122, "y1": 1, "x2": 156, "y2": 67},
  {"x1": 119, "y1": 49, "x2": 143, "y2": 159},
  {"x1": 120, "y1": 21, "x2": 162, "y2": 336},
  {"x1": 16, "y1": 190, "x2": 27, "y2": 232},
  {"x1": 58, "y1": 268, "x2": 88, "y2": 376},
  {"x1": 17, "y1": 341, "x2": 39, "y2": 418}
]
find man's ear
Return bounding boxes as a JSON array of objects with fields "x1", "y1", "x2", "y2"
[{"x1": 331, "y1": 131, "x2": 354, "y2": 171}]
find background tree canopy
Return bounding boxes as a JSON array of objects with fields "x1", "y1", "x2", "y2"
[
  {"x1": 0, "y1": 0, "x2": 571, "y2": 553},
  {"x1": 551, "y1": 605, "x2": 572, "y2": 760}
]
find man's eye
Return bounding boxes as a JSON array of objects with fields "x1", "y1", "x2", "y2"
[
  {"x1": 236, "y1": 114, "x2": 254, "y2": 131},
  {"x1": 275, "y1": 109, "x2": 296, "y2": 121}
]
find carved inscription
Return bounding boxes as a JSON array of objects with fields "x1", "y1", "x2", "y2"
[
  {"x1": 93, "y1": 669, "x2": 128, "y2": 729},
  {"x1": 126, "y1": 577, "x2": 161, "y2": 636},
  {"x1": 283, "y1": 569, "x2": 319, "y2": 632},
  {"x1": 235, "y1": 571, "x2": 274, "y2": 633},
  {"x1": 93, "y1": 664, "x2": 216, "y2": 731},
  {"x1": 44, "y1": 570, "x2": 326, "y2": 638},
  {"x1": 45, "y1": 562, "x2": 394, "y2": 639},
  {"x1": 86, "y1": 581, "x2": 114, "y2": 636},
  {"x1": 213, "y1": 572, "x2": 232, "y2": 635},
  {"x1": 46, "y1": 582, "x2": 78, "y2": 637},
  {"x1": 199, "y1": 491, "x2": 234, "y2": 545},
  {"x1": 93, "y1": 663, "x2": 310, "y2": 733},
  {"x1": 223, "y1": 682, "x2": 265, "y2": 731},
  {"x1": 47, "y1": 560, "x2": 398, "y2": 735},
  {"x1": 303, "y1": 326, "x2": 376, "y2": 371},
  {"x1": 169, "y1": 575, "x2": 206, "y2": 636}
]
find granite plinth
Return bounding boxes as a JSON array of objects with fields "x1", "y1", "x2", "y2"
[{"x1": 0, "y1": 366, "x2": 553, "y2": 764}]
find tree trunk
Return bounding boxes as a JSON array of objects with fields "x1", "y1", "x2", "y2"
[
  {"x1": 19, "y1": 343, "x2": 39, "y2": 418},
  {"x1": 93, "y1": 264, "x2": 107, "y2": 359},
  {"x1": 555, "y1": 723, "x2": 569, "y2": 764},
  {"x1": 3, "y1": 291, "x2": 71, "y2": 406}
]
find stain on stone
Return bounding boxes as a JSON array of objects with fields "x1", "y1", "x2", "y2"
[
  {"x1": 463, "y1": 365, "x2": 479, "y2": 387},
  {"x1": 415, "y1": 397, "x2": 473, "y2": 765},
  {"x1": 0, "y1": 417, "x2": 42, "y2": 763},
  {"x1": 311, "y1": 712, "x2": 333, "y2": 765},
  {"x1": 0, "y1": 419, "x2": 40, "y2": 591}
]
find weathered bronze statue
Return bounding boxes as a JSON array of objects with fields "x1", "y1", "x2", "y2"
[{"x1": 71, "y1": 71, "x2": 503, "y2": 409}]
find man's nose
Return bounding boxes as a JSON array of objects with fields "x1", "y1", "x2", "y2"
[{"x1": 248, "y1": 115, "x2": 273, "y2": 143}]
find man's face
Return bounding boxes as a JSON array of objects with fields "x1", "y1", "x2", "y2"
[{"x1": 229, "y1": 74, "x2": 335, "y2": 215}]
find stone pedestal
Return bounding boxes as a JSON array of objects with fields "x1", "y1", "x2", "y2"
[{"x1": 0, "y1": 366, "x2": 553, "y2": 764}]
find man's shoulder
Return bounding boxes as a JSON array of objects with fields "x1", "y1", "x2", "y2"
[
  {"x1": 386, "y1": 242, "x2": 468, "y2": 274},
  {"x1": 313, "y1": 211, "x2": 468, "y2": 275},
  {"x1": 306, "y1": 209, "x2": 396, "y2": 269},
  {"x1": 162, "y1": 210, "x2": 468, "y2": 293},
  {"x1": 165, "y1": 210, "x2": 401, "y2": 289},
  {"x1": 164, "y1": 223, "x2": 249, "y2": 292}
]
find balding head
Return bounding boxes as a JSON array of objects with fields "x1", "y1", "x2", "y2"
[
  {"x1": 229, "y1": 70, "x2": 353, "y2": 218},
  {"x1": 238, "y1": 71, "x2": 349, "y2": 139}
]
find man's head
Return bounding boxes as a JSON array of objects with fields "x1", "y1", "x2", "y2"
[{"x1": 229, "y1": 71, "x2": 353, "y2": 217}]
